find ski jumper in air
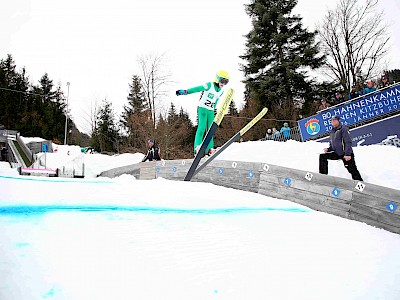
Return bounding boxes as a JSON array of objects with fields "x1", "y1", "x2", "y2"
[{"x1": 176, "y1": 70, "x2": 230, "y2": 155}]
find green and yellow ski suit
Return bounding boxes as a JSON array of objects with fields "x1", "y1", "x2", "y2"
[{"x1": 186, "y1": 82, "x2": 225, "y2": 154}]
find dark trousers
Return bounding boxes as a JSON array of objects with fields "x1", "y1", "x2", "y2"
[{"x1": 319, "y1": 152, "x2": 363, "y2": 181}]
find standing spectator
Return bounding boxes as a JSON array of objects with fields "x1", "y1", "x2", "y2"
[
  {"x1": 142, "y1": 139, "x2": 161, "y2": 162},
  {"x1": 1, "y1": 147, "x2": 7, "y2": 161},
  {"x1": 86, "y1": 146, "x2": 94, "y2": 154},
  {"x1": 280, "y1": 122, "x2": 291, "y2": 141},
  {"x1": 363, "y1": 80, "x2": 376, "y2": 95},
  {"x1": 265, "y1": 128, "x2": 273, "y2": 140},
  {"x1": 81, "y1": 146, "x2": 93, "y2": 154},
  {"x1": 176, "y1": 70, "x2": 230, "y2": 156},
  {"x1": 319, "y1": 115, "x2": 363, "y2": 181},
  {"x1": 332, "y1": 92, "x2": 344, "y2": 106},
  {"x1": 378, "y1": 74, "x2": 390, "y2": 89},
  {"x1": 318, "y1": 98, "x2": 331, "y2": 111},
  {"x1": 348, "y1": 85, "x2": 361, "y2": 100},
  {"x1": 272, "y1": 128, "x2": 280, "y2": 140}
]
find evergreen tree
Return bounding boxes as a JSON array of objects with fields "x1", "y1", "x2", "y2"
[
  {"x1": 120, "y1": 75, "x2": 150, "y2": 150},
  {"x1": 50, "y1": 83, "x2": 68, "y2": 141},
  {"x1": 177, "y1": 107, "x2": 194, "y2": 146},
  {"x1": 93, "y1": 99, "x2": 120, "y2": 153},
  {"x1": 228, "y1": 100, "x2": 239, "y2": 116},
  {"x1": 36, "y1": 73, "x2": 58, "y2": 139},
  {"x1": 178, "y1": 107, "x2": 193, "y2": 128},
  {"x1": 386, "y1": 70, "x2": 400, "y2": 84},
  {"x1": 241, "y1": 0, "x2": 325, "y2": 120},
  {"x1": 122, "y1": 75, "x2": 147, "y2": 121},
  {"x1": 0, "y1": 54, "x2": 29, "y2": 129},
  {"x1": 167, "y1": 102, "x2": 178, "y2": 124},
  {"x1": 0, "y1": 54, "x2": 86, "y2": 145},
  {"x1": 154, "y1": 105, "x2": 194, "y2": 159}
]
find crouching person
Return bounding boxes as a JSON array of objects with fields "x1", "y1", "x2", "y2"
[
  {"x1": 142, "y1": 139, "x2": 161, "y2": 162},
  {"x1": 319, "y1": 115, "x2": 363, "y2": 181}
]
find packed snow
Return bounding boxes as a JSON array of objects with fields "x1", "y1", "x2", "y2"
[{"x1": 0, "y1": 139, "x2": 399, "y2": 300}]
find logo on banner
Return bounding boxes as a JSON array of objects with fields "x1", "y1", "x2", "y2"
[{"x1": 305, "y1": 118, "x2": 321, "y2": 135}]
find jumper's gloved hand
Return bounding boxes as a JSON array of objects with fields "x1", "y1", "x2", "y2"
[{"x1": 176, "y1": 90, "x2": 188, "y2": 96}]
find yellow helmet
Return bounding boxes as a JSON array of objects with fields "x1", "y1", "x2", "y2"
[{"x1": 215, "y1": 70, "x2": 230, "y2": 84}]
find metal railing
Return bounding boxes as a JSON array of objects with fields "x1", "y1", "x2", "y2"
[{"x1": 263, "y1": 126, "x2": 302, "y2": 142}]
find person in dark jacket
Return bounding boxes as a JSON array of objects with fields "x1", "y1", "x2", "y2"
[
  {"x1": 142, "y1": 139, "x2": 161, "y2": 162},
  {"x1": 332, "y1": 92, "x2": 344, "y2": 106},
  {"x1": 319, "y1": 115, "x2": 363, "y2": 181},
  {"x1": 378, "y1": 74, "x2": 390, "y2": 89},
  {"x1": 348, "y1": 85, "x2": 361, "y2": 100}
]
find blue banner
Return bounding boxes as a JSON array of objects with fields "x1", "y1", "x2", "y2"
[
  {"x1": 318, "y1": 114, "x2": 400, "y2": 147},
  {"x1": 298, "y1": 84, "x2": 400, "y2": 140}
]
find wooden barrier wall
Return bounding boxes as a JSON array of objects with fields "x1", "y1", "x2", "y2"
[{"x1": 99, "y1": 159, "x2": 400, "y2": 235}]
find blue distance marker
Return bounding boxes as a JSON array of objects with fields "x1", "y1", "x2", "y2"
[
  {"x1": 218, "y1": 168, "x2": 224, "y2": 175},
  {"x1": 331, "y1": 187, "x2": 341, "y2": 198},
  {"x1": 156, "y1": 167, "x2": 160, "y2": 173},
  {"x1": 248, "y1": 171, "x2": 254, "y2": 178},
  {"x1": 386, "y1": 202, "x2": 398, "y2": 213},
  {"x1": 172, "y1": 166, "x2": 177, "y2": 173},
  {"x1": 284, "y1": 177, "x2": 292, "y2": 186}
]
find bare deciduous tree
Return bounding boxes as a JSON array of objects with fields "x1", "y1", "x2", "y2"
[
  {"x1": 137, "y1": 53, "x2": 171, "y2": 130},
  {"x1": 318, "y1": 0, "x2": 390, "y2": 92},
  {"x1": 80, "y1": 99, "x2": 99, "y2": 136}
]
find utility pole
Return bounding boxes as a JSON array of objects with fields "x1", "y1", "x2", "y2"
[{"x1": 64, "y1": 82, "x2": 70, "y2": 145}]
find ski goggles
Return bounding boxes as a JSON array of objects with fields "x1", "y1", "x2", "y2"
[{"x1": 216, "y1": 75, "x2": 229, "y2": 85}]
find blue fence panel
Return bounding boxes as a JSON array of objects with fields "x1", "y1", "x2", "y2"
[
  {"x1": 298, "y1": 84, "x2": 400, "y2": 141},
  {"x1": 318, "y1": 114, "x2": 400, "y2": 147}
]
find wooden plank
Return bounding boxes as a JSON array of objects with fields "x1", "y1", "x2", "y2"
[
  {"x1": 259, "y1": 180, "x2": 351, "y2": 208},
  {"x1": 155, "y1": 160, "x2": 191, "y2": 180},
  {"x1": 264, "y1": 164, "x2": 310, "y2": 180},
  {"x1": 139, "y1": 161, "x2": 156, "y2": 180},
  {"x1": 201, "y1": 168, "x2": 260, "y2": 181},
  {"x1": 188, "y1": 173, "x2": 259, "y2": 193},
  {"x1": 304, "y1": 173, "x2": 357, "y2": 191},
  {"x1": 206, "y1": 160, "x2": 264, "y2": 171},
  {"x1": 352, "y1": 193, "x2": 400, "y2": 217},
  {"x1": 260, "y1": 179, "x2": 399, "y2": 234},
  {"x1": 350, "y1": 202, "x2": 400, "y2": 227},
  {"x1": 259, "y1": 181, "x2": 351, "y2": 214},
  {"x1": 261, "y1": 163, "x2": 358, "y2": 191},
  {"x1": 156, "y1": 171, "x2": 186, "y2": 180},
  {"x1": 99, "y1": 158, "x2": 400, "y2": 236},
  {"x1": 196, "y1": 172, "x2": 260, "y2": 193},
  {"x1": 259, "y1": 187, "x2": 351, "y2": 219},
  {"x1": 260, "y1": 173, "x2": 353, "y2": 201},
  {"x1": 197, "y1": 166, "x2": 260, "y2": 184},
  {"x1": 99, "y1": 163, "x2": 141, "y2": 178},
  {"x1": 206, "y1": 177, "x2": 260, "y2": 189},
  {"x1": 200, "y1": 164, "x2": 261, "y2": 178},
  {"x1": 353, "y1": 181, "x2": 400, "y2": 199},
  {"x1": 140, "y1": 167, "x2": 156, "y2": 180},
  {"x1": 218, "y1": 182, "x2": 259, "y2": 193},
  {"x1": 259, "y1": 175, "x2": 281, "y2": 186}
]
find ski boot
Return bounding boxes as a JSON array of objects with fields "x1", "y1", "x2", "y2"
[{"x1": 207, "y1": 148, "x2": 216, "y2": 156}]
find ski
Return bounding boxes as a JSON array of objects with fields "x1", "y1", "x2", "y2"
[
  {"x1": 184, "y1": 88, "x2": 235, "y2": 181},
  {"x1": 193, "y1": 107, "x2": 268, "y2": 177}
]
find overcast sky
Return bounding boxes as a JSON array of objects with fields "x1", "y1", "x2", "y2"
[{"x1": 2, "y1": 0, "x2": 400, "y2": 134}]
